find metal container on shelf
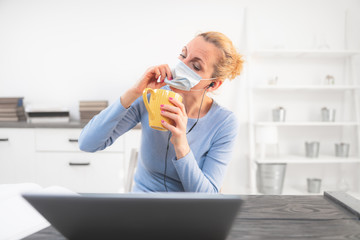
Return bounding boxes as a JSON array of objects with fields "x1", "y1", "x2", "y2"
[
  {"x1": 321, "y1": 107, "x2": 336, "y2": 122},
  {"x1": 257, "y1": 163, "x2": 286, "y2": 195},
  {"x1": 272, "y1": 107, "x2": 286, "y2": 122},
  {"x1": 307, "y1": 178, "x2": 322, "y2": 193},
  {"x1": 305, "y1": 141, "x2": 320, "y2": 158},
  {"x1": 335, "y1": 143, "x2": 350, "y2": 157}
]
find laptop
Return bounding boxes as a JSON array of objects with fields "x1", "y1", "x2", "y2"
[{"x1": 22, "y1": 193, "x2": 242, "y2": 240}]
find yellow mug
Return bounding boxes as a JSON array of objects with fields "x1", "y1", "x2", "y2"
[{"x1": 142, "y1": 88, "x2": 183, "y2": 131}]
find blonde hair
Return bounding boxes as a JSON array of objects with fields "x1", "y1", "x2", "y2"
[{"x1": 198, "y1": 31, "x2": 244, "y2": 81}]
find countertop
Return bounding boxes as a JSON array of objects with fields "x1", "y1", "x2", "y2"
[{"x1": 0, "y1": 121, "x2": 141, "y2": 129}]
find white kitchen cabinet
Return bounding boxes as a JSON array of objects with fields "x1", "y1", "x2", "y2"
[
  {"x1": 0, "y1": 128, "x2": 36, "y2": 183},
  {"x1": 34, "y1": 128, "x2": 126, "y2": 193},
  {"x1": 35, "y1": 152, "x2": 123, "y2": 193},
  {"x1": 0, "y1": 125, "x2": 141, "y2": 193}
]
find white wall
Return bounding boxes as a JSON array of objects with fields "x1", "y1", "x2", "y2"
[
  {"x1": 0, "y1": 0, "x2": 245, "y2": 114},
  {"x1": 1, "y1": 0, "x2": 359, "y2": 194}
]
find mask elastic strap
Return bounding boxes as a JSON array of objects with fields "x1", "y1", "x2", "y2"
[
  {"x1": 200, "y1": 77, "x2": 217, "y2": 81},
  {"x1": 190, "y1": 78, "x2": 217, "y2": 91},
  {"x1": 190, "y1": 88, "x2": 210, "y2": 92}
]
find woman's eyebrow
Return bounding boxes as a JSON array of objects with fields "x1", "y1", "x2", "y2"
[
  {"x1": 192, "y1": 57, "x2": 205, "y2": 65},
  {"x1": 184, "y1": 46, "x2": 206, "y2": 67}
]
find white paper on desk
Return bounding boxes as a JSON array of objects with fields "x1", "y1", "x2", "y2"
[{"x1": 0, "y1": 183, "x2": 77, "y2": 240}]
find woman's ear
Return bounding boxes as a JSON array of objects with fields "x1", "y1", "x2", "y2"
[{"x1": 207, "y1": 80, "x2": 223, "y2": 92}]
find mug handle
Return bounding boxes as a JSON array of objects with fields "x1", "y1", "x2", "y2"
[{"x1": 142, "y1": 88, "x2": 155, "y2": 120}]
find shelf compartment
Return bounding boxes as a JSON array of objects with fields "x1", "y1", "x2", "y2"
[
  {"x1": 255, "y1": 155, "x2": 360, "y2": 164},
  {"x1": 250, "y1": 49, "x2": 360, "y2": 58},
  {"x1": 253, "y1": 85, "x2": 360, "y2": 91},
  {"x1": 255, "y1": 122, "x2": 359, "y2": 127}
]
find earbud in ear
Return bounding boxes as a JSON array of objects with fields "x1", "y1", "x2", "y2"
[{"x1": 209, "y1": 82, "x2": 215, "y2": 88}]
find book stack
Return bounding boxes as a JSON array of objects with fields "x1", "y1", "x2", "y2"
[
  {"x1": 26, "y1": 107, "x2": 70, "y2": 123},
  {"x1": 79, "y1": 100, "x2": 108, "y2": 122},
  {"x1": 0, "y1": 97, "x2": 26, "y2": 122}
]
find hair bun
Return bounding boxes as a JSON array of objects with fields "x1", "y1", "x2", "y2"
[
  {"x1": 228, "y1": 53, "x2": 244, "y2": 80},
  {"x1": 198, "y1": 31, "x2": 244, "y2": 81}
]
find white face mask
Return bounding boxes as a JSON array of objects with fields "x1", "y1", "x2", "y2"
[{"x1": 164, "y1": 60, "x2": 215, "y2": 91}]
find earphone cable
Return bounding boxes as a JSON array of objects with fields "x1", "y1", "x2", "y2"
[
  {"x1": 163, "y1": 85, "x2": 210, "y2": 192},
  {"x1": 186, "y1": 85, "x2": 210, "y2": 134},
  {"x1": 163, "y1": 131, "x2": 172, "y2": 192}
]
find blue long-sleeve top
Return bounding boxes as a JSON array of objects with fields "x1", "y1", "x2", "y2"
[{"x1": 78, "y1": 86, "x2": 239, "y2": 193}]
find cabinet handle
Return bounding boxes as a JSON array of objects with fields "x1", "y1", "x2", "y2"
[
  {"x1": 69, "y1": 162, "x2": 90, "y2": 166},
  {"x1": 68, "y1": 139, "x2": 79, "y2": 143},
  {"x1": 0, "y1": 138, "x2": 9, "y2": 142}
]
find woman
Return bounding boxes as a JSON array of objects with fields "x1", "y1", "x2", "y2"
[{"x1": 79, "y1": 31, "x2": 243, "y2": 193}]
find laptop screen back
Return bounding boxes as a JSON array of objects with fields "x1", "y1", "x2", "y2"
[{"x1": 23, "y1": 193, "x2": 242, "y2": 240}]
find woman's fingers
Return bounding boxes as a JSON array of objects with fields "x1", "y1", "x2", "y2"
[
  {"x1": 160, "y1": 119, "x2": 177, "y2": 132},
  {"x1": 153, "y1": 66, "x2": 161, "y2": 81},
  {"x1": 160, "y1": 97, "x2": 188, "y2": 142},
  {"x1": 160, "y1": 104, "x2": 182, "y2": 116},
  {"x1": 158, "y1": 64, "x2": 172, "y2": 83},
  {"x1": 164, "y1": 64, "x2": 172, "y2": 81},
  {"x1": 160, "y1": 110, "x2": 181, "y2": 123},
  {"x1": 133, "y1": 64, "x2": 171, "y2": 96},
  {"x1": 142, "y1": 64, "x2": 172, "y2": 86},
  {"x1": 168, "y1": 97, "x2": 186, "y2": 116},
  {"x1": 160, "y1": 97, "x2": 187, "y2": 132},
  {"x1": 158, "y1": 66, "x2": 167, "y2": 83}
]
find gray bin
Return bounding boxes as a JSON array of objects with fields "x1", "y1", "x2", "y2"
[
  {"x1": 307, "y1": 178, "x2": 322, "y2": 193},
  {"x1": 305, "y1": 142, "x2": 320, "y2": 158},
  {"x1": 335, "y1": 143, "x2": 350, "y2": 157},
  {"x1": 257, "y1": 163, "x2": 287, "y2": 195}
]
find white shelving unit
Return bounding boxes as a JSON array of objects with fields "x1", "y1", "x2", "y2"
[
  {"x1": 254, "y1": 85, "x2": 360, "y2": 91},
  {"x1": 256, "y1": 155, "x2": 360, "y2": 164},
  {"x1": 256, "y1": 122, "x2": 359, "y2": 127},
  {"x1": 250, "y1": 49, "x2": 360, "y2": 58},
  {"x1": 247, "y1": 49, "x2": 360, "y2": 195}
]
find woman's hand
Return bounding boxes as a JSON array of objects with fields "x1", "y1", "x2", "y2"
[
  {"x1": 121, "y1": 64, "x2": 172, "y2": 108},
  {"x1": 133, "y1": 64, "x2": 172, "y2": 96},
  {"x1": 160, "y1": 97, "x2": 190, "y2": 159}
]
